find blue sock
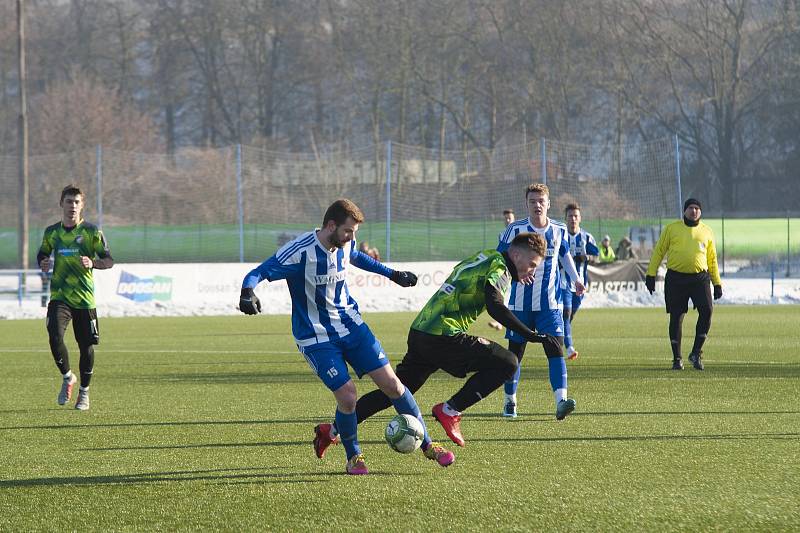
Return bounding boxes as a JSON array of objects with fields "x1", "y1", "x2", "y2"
[
  {"x1": 391, "y1": 388, "x2": 432, "y2": 449},
  {"x1": 504, "y1": 364, "x2": 521, "y2": 395},
  {"x1": 548, "y1": 356, "x2": 567, "y2": 391},
  {"x1": 563, "y1": 311, "x2": 573, "y2": 348},
  {"x1": 335, "y1": 408, "x2": 360, "y2": 459}
]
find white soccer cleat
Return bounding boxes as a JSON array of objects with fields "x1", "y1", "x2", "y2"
[
  {"x1": 566, "y1": 346, "x2": 579, "y2": 360},
  {"x1": 75, "y1": 389, "x2": 90, "y2": 411},
  {"x1": 58, "y1": 374, "x2": 77, "y2": 405}
]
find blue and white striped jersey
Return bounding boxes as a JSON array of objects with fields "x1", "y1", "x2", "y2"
[
  {"x1": 242, "y1": 231, "x2": 393, "y2": 347},
  {"x1": 497, "y1": 217, "x2": 579, "y2": 311},
  {"x1": 561, "y1": 229, "x2": 599, "y2": 291}
]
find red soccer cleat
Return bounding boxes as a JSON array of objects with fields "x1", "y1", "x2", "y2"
[
  {"x1": 432, "y1": 403, "x2": 465, "y2": 447},
  {"x1": 313, "y1": 423, "x2": 339, "y2": 459}
]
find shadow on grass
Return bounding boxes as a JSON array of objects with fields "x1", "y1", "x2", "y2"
[
  {"x1": 0, "y1": 466, "x2": 407, "y2": 488},
  {"x1": 466, "y1": 431, "x2": 799, "y2": 444},
  {"x1": 562, "y1": 363, "x2": 800, "y2": 380},
  {"x1": 464, "y1": 409, "x2": 800, "y2": 421},
  {"x1": 0, "y1": 417, "x2": 328, "y2": 431},
  {"x1": 149, "y1": 371, "x2": 319, "y2": 384},
  {"x1": 84, "y1": 438, "x2": 386, "y2": 452}
]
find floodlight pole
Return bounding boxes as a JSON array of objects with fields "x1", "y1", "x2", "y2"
[{"x1": 17, "y1": 0, "x2": 29, "y2": 270}]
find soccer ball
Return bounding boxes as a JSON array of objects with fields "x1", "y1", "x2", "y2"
[{"x1": 384, "y1": 414, "x2": 424, "y2": 453}]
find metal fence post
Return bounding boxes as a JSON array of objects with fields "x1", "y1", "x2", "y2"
[
  {"x1": 385, "y1": 141, "x2": 392, "y2": 262},
  {"x1": 96, "y1": 145, "x2": 103, "y2": 228},
  {"x1": 674, "y1": 134, "x2": 682, "y2": 218},
  {"x1": 540, "y1": 138, "x2": 547, "y2": 185},
  {"x1": 236, "y1": 144, "x2": 244, "y2": 262},
  {"x1": 787, "y1": 214, "x2": 791, "y2": 277},
  {"x1": 721, "y1": 214, "x2": 725, "y2": 277}
]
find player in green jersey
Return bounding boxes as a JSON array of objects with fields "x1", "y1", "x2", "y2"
[
  {"x1": 313, "y1": 232, "x2": 559, "y2": 454},
  {"x1": 37, "y1": 185, "x2": 114, "y2": 411}
]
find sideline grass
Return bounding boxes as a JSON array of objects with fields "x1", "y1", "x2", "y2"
[
  {"x1": 3, "y1": 217, "x2": 798, "y2": 265},
  {"x1": 1, "y1": 306, "x2": 798, "y2": 531}
]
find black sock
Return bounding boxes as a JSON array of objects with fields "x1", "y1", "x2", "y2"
[
  {"x1": 448, "y1": 350, "x2": 517, "y2": 412},
  {"x1": 355, "y1": 389, "x2": 393, "y2": 425},
  {"x1": 79, "y1": 344, "x2": 95, "y2": 388},
  {"x1": 691, "y1": 308, "x2": 712, "y2": 355},
  {"x1": 49, "y1": 337, "x2": 70, "y2": 375},
  {"x1": 668, "y1": 313, "x2": 685, "y2": 360}
]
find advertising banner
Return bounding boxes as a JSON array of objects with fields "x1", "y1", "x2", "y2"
[{"x1": 586, "y1": 260, "x2": 655, "y2": 293}]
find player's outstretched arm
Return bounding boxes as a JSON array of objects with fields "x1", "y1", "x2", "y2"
[
  {"x1": 483, "y1": 282, "x2": 558, "y2": 350},
  {"x1": 238, "y1": 255, "x2": 293, "y2": 315},
  {"x1": 350, "y1": 247, "x2": 416, "y2": 286},
  {"x1": 389, "y1": 270, "x2": 417, "y2": 287},
  {"x1": 239, "y1": 287, "x2": 261, "y2": 315},
  {"x1": 559, "y1": 246, "x2": 584, "y2": 295}
]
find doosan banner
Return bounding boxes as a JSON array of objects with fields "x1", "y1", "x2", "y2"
[{"x1": 92, "y1": 262, "x2": 457, "y2": 313}]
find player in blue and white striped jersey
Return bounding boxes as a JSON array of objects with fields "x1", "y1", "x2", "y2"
[
  {"x1": 239, "y1": 199, "x2": 454, "y2": 474},
  {"x1": 560, "y1": 203, "x2": 599, "y2": 361},
  {"x1": 497, "y1": 184, "x2": 585, "y2": 420}
]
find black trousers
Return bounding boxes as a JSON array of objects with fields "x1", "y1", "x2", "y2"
[
  {"x1": 355, "y1": 329, "x2": 518, "y2": 422},
  {"x1": 664, "y1": 270, "x2": 713, "y2": 315},
  {"x1": 46, "y1": 300, "x2": 99, "y2": 387}
]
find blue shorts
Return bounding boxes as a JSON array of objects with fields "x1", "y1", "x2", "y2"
[
  {"x1": 298, "y1": 324, "x2": 390, "y2": 391},
  {"x1": 562, "y1": 291, "x2": 583, "y2": 313},
  {"x1": 505, "y1": 308, "x2": 565, "y2": 343}
]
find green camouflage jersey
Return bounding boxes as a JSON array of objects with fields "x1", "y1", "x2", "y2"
[
  {"x1": 411, "y1": 249, "x2": 511, "y2": 336},
  {"x1": 38, "y1": 221, "x2": 112, "y2": 309}
]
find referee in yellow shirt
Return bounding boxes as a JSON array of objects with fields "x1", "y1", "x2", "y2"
[{"x1": 645, "y1": 198, "x2": 722, "y2": 370}]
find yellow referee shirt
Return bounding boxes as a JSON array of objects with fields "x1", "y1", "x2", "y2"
[{"x1": 646, "y1": 220, "x2": 721, "y2": 285}]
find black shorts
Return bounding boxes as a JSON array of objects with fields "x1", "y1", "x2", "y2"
[
  {"x1": 46, "y1": 300, "x2": 100, "y2": 346},
  {"x1": 664, "y1": 270, "x2": 712, "y2": 315},
  {"x1": 395, "y1": 329, "x2": 514, "y2": 384}
]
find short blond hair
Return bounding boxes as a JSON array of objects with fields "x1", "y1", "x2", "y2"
[{"x1": 525, "y1": 183, "x2": 549, "y2": 199}]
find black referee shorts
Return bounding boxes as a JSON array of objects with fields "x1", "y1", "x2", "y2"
[
  {"x1": 664, "y1": 269, "x2": 713, "y2": 315},
  {"x1": 393, "y1": 329, "x2": 517, "y2": 390},
  {"x1": 46, "y1": 300, "x2": 100, "y2": 346}
]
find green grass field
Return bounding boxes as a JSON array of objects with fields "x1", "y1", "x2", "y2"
[
  {"x1": 3, "y1": 217, "x2": 798, "y2": 266},
  {"x1": 1, "y1": 307, "x2": 799, "y2": 531}
]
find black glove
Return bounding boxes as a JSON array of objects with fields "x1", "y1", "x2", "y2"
[
  {"x1": 713, "y1": 284, "x2": 722, "y2": 300},
  {"x1": 390, "y1": 270, "x2": 418, "y2": 287},
  {"x1": 573, "y1": 255, "x2": 585, "y2": 265},
  {"x1": 528, "y1": 333, "x2": 561, "y2": 353},
  {"x1": 645, "y1": 275, "x2": 656, "y2": 295},
  {"x1": 239, "y1": 287, "x2": 261, "y2": 315}
]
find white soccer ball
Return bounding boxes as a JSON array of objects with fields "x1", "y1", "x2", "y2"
[{"x1": 384, "y1": 414, "x2": 424, "y2": 454}]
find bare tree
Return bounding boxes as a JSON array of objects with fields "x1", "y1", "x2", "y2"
[
  {"x1": 606, "y1": 0, "x2": 791, "y2": 211},
  {"x1": 30, "y1": 72, "x2": 160, "y2": 154}
]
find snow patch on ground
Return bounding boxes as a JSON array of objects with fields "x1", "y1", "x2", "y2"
[{"x1": 2, "y1": 278, "x2": 798, "y2": 320}]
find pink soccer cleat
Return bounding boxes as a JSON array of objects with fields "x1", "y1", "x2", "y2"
[
  {"x1": 423, "y1": 442, "x2": 455, "y2": 467},
  {"x1": 345, "y1": 454, "x2": 368, "y2": 475}
]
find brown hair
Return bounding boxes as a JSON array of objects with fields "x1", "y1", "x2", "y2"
[
  {"x1": 525, "y1": 183, "x2": 549, "y2": 199},
  {"x1": 323, "y1": 198, "x2": 365, "y2": 226},
  {"x1": 510, "y1": 232, "x2": 547, "y2": 257},
  {"x1": 502, "y1": 208, "x2": 514, "y2": 215},
  {"x1": 60, "y1": 184, "x2": 84, "y2": 203},
  {"x1": 565, "y1": 203, "x2": 580, "y2": 215}
]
